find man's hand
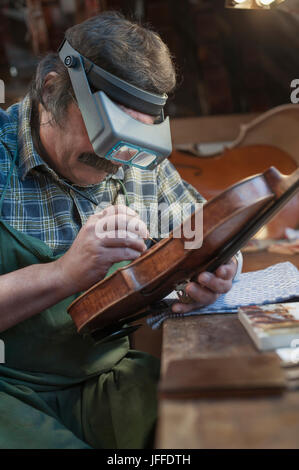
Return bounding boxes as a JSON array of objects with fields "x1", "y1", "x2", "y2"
[
  {"x1": 55, "y1": 205, "x2": 148, "y2": 295},
  {"x1": 172, "y1": 258, "x2": 237, "y2": 313},
  {"x1": 0, "y1": 204, "x2": 149, "y2": 332}
]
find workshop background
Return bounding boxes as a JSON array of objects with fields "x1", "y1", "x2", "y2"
[
  {"x1": 1, "y1": 0, "x2": 299, "y2": 364},
  {"x1": 0, "y1": 0, "x2": 299, "y2": 116}
]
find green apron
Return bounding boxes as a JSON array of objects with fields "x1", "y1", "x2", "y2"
[{"x1": 0, "y1": 147, "x2": 159, "y2": 449}]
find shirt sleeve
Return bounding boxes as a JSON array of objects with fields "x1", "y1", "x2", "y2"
[{"x1": 156, "y1": 158, "x2": 206, "y2": 205}]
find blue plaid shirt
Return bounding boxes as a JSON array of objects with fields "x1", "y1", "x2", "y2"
[{"x1": 0, "y1": 96, "x2": 204, "y2": 255}]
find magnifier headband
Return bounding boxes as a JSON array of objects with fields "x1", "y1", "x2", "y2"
[{"x1": 83, "y1": 57, "x2": 167, "y2": 116}]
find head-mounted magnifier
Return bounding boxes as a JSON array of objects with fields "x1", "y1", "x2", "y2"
[{"x1": 58, "y1": 39, "x2": 172, "y2": 170}]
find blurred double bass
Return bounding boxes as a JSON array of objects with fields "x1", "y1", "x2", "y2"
[{"x1": 171, "y1": 104, "x2": 299, "y2": 239}]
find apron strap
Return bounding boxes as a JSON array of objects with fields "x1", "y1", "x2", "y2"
[{"x1": 0, "y1": 140, "x2": 18, "y2": 216}]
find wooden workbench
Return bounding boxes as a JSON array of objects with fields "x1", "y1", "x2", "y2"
[{"x1": 156, "y1": 252, "x2": 299, "y2": 449}]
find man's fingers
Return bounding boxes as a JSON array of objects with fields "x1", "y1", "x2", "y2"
[
  {"x1": 171, "y1": 260, "x2": 237, "y2": 315},
  {"x1": 196, "y1": 272, "x2": 232, "y2": 294},
  {"x1": 171, "y1": 282, "x2": 220, "y2": 313},
  {"x1": 186, "y1": 281, "x2": 220, "y2": 304},
  {"x1": 215, "y1": 259, "x2": 236, "y2": 280},
  {"x1": 94, "y1": 205, "x2": 149, "y2": 238},
  {"x1": 95, "y1": 213, "x2": 149, "y2": 239},
  {"x1": 100, "y1": 232, "x2": 146, "y2": 252},
  {"x1": 105, "y1": 246, "x2": 144, "y2": 263}
]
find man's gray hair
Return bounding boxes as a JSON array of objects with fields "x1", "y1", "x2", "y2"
[{"x1": 29, "y1": 11, "x2": 177, "y2": 126}]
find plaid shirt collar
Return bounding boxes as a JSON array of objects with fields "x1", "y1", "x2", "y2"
[
  {"x1": 18, "y1": 95, "x2": 45, "y2": 180},
  {"x1": 17, "y1": 95, "x2": 124, "y2": 184}
]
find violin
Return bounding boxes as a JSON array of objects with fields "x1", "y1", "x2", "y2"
[{"x1": 68, "y1": 166, "x2": 299, "y2": 339}]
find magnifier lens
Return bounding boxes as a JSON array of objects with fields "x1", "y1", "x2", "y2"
[
  {"x1": 109, "y1": 145, "x2": 138, "y2": 162},
  {"x1": 132, "y1": 152, "x2": 156, "y2": 167},
  {"x1": 109, "y1": 144, "x2": 157, "y2": 168}
]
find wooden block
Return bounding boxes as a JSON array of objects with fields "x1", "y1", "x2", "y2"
[{"x1": 159, "y1": 354, "x2": 286, "y2": 399}]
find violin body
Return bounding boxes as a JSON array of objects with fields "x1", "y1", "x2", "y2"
[{"x1": 68, "y1": 167, "x2": 299, "y2": 335}]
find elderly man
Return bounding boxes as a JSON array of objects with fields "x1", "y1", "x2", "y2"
[{"x1": 0, "y1": 12, "x2": 239, "y2": 449}]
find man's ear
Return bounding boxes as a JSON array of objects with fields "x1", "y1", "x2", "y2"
[
  {"x1": 44, "y1": 71, "x2": 58, "y2": 87},
  {"x1": 42, "y1": 72, "x2": 58, "y2": 103}
]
